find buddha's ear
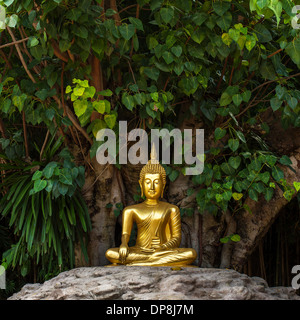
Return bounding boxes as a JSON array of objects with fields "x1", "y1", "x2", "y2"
[{"x1": 139, "y1": 180, "x2": 144, "y2": 197}]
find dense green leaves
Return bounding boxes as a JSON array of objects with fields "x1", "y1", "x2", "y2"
[{"x1": 0, "y1": 155, "x2": 91, "y2": 278}]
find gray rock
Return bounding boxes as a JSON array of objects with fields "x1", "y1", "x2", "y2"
[{"x1": 8, "y1": 267, "x2": 300, "y2": 300}]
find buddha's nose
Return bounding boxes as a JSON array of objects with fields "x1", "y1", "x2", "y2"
[{"x1": 150, "y1": 182, "x2": 155, "y2": 191}]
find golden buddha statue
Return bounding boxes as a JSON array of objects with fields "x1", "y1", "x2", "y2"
[{"x1": 105, "y1": 145, "x2": 197, "y2": 266}]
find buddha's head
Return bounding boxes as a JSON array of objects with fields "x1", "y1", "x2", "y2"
[{"x1": 139, "y1": 144, "x2": 166, "y2": 200}]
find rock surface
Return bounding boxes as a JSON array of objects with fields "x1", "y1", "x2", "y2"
[{"x1": 8, "y1": 266, "x2": 300, "y2": 300}]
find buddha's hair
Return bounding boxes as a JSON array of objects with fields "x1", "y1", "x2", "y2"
[{"x1": 139, "y1": 162, "x2": 166, "y2": 185}]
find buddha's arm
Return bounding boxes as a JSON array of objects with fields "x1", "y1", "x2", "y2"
[
  {"x1": 121, "y1": 208, "x2": 134, "y2": 244},
  {"x1": 119, "y1": 208, "x2": 134, "y2": 263},
  {"x1": 161, "y1": 207, "x2": 181, "y2": 249}
]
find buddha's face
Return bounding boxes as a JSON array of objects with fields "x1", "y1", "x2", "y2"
[{"x1": 140, "y1": 173, "x2": 164, "y2": 200}]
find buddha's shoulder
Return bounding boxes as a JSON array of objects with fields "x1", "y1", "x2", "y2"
[
  {"x1": 122, "y1": 203, "x2": 144, "y2": 212},
  {"x1": 160, "y1": 201, "x2": 179, "y2": 211}
]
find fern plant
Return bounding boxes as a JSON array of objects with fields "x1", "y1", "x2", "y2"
[{"x1": 0, "y1": 135, "x2": 91, "y2": 280}]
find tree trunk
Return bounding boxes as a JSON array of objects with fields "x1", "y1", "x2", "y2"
[
  {"x1": 75, "y1": 160, "x2": 124, "y2": 266},
  {"x1": 231, "y1": 147, "x2": 300, "y2": 271}
]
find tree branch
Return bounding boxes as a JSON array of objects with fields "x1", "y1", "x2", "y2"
[
  {"x1": 0, "y1": 37, "x2": 29, "y2": 49},
  {"x1": 50, "y1": 39, "x2": 69, "y2": 63},
  {"x1": 53, "y1": 95, "x2": 93, "y2": 145},
  {"x1": 6, "y1": 26, "x2": 37, "y2": 84}
]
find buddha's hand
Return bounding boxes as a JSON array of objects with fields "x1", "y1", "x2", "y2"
[
  {"x1": 119, "y1": 243, "x2": 129, "y2": 264},
  {"x1": 151, "y1": 238, "x2": 164, "y2": 251}
]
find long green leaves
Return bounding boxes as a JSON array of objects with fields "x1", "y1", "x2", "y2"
[{"x1": 0, "y1": 159, "x2": 91, "y2": 278}]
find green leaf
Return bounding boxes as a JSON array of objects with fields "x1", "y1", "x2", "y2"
[
  {"x1": 192, "y1": 12, "x2": 208, "y2": 26},
  {"x1": 232, "y1": 192, "x2": 243, "y2": 200},
  {"x1": 272, "y1": 166, "x2": 284, "y2": 181},
  {"x1": 34, "y1": 179, "x2": 47, "y2": 192},
  {"x1": 169, "y1": 169, "x2": 179, "y2": 182},
  {"x1": 216, "y1": 11, "x2": 232, "y2": 31},
  {"x1": 229, "y1": 156, "x2": 241, "y2": 169},
  {"x1": 32, "y1": 170, "x2": 43, "y2": 181},
  {"x1": 228, "y1": 139, "x2": 239, "y2": 152},
  {"x1": 249, "y1": 188, "x2": 258, "y2": 201},
  {"x1": 293, "y1": 181, "x2": 300, "y2": 192},
  {"x1": 219, "y1": 92, "x2": 232, "y2": 106},
  {"x1": 7, "y1": 14, "x2": 18, "y2": 28},
  {"x1": 128, "y1": 17, "x2": 144, "y2": 31},
  {"x1": 265, "y1": 156, "x2": 277, "y2": 168},
  {"x1": 279, "y1": 155, "x2": 292, "y2": 166},
  {"x1": 276, "y1": 85, "x2": 286, "y2": 100},
  {"x1": 58, "y1": 182, "x2": 68, "y2": 196},
  {"x1": 2, "y1": 99, "x2": 12, "y2": 113},
  {"x1": 144, "y1": 67, "x2": 160, "y2": 81},
  {"x1": 270, "y1": 97, "x2": 282, "y2": 111},
  {"x1": 98, "y1": 89, "x2": 113, "y2": 97},
  {"x1": 104, "y1": 114, "x2": 117, "y2": 129},
  {"x1": 191, "y1": 29, "x2": 206, "y2": 44},
  {"x1": 260, "y1": 60, "x2": 276, "y2": 80},
  {"x1": 35, "y1": 88, "x2": 56, "y2": 100},
  {"x1": 12, "y1": 94, "x2": 27, "y2": 112},
  {"x1": 119, "y1": 24, "x2": 135, "y2": 40},
  {"x1": 268, "y1": 0, "x2": 282, "y2": 26},
  {"x1": 59, "y1": 169, "x2": 73, "y2": 185},
  {"x1": 28, "y1": 36, "x2": 39, "y2": 48},
  {"x1": 283, "y1": 189, "x2": 294, "y2": 201},
  {"x1": 220, "y1": 236, "x2": 229, "y2": 244},
  {"x1": 242, "y1": 90, "x2": 251, "y2": 102},
  {"x1": 230, "y1": 234, "x2": 241, "y2": 242},
  {"x1": 265, "y1": 187, "x2": 274, "y2": 201},
  {"x1": 236, "y1": 131, "x2": 246, "y2": 143},
  {"x1": 66, "y1": 8, "x2": 82, "y2": 21},
  {"x1": 59, "y1": 39, "x2": 71, "y2": 52},
  {"x1": 213, "y1": 1, "x2": 231, "y2": 15},
  {"x1": 232, "y1": 94, "x2": 243, "y2": 107},
  {"x1": 254, "y1": 24, "x2": 272, "y2": 43},
  {"x1": 221, "y1": 162, "x2": 235, "y2": 175},
  {"x1": 160, "y1": 7, "x2": 174, "y2": 24},
  {"x1": 93, "y1": 100, "x2": 106, "y2": 114},
  {"x1": 73, "y1": 99, "x2": 88, "y2": 117},
  {"x1": 92, "y1": 119, "x2": 106, "y2": 138},
  {"x1": 73, "y1": 25, "x2": 88, "y2": 38},
  {"x1": 171, "y1": 45, "x2": 182, "y2": 57},
  {"x1": 214, "y1": 127, "x2": 226, "y2": 140},
  {"x1": 43, "y1": 162, "x2": 57, "y2": 179},
  {"x1": 3, "y1": 0, "x2": 14, "y2": 6},
  {"x1": 162, "y1": 51, "x2": 174, "y2": 64},
  {"x1": 260, "y1": 171, "x2": 270, "y2": 184},
  {"x1": 245, "y1": 35, "x2": 256, "y2": 51},
  {"x1": 178, "y1": 77, "x2": 198, "y2": 95},
  {"x1": 228, "y1": 28, "x2": 240, "y2": 42},
  {"x1": 215, "y1": 194, "x2": 223, "y2": 202},
  {"x1": 222, "y1": 33, "x2": 232, "y2": 46},
  {"x1": 122, "y1": 93, "x2": 135, "y2": 111},
  {"x1": 286, "y1": 95, "x2": 298, "y2": 110}
]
